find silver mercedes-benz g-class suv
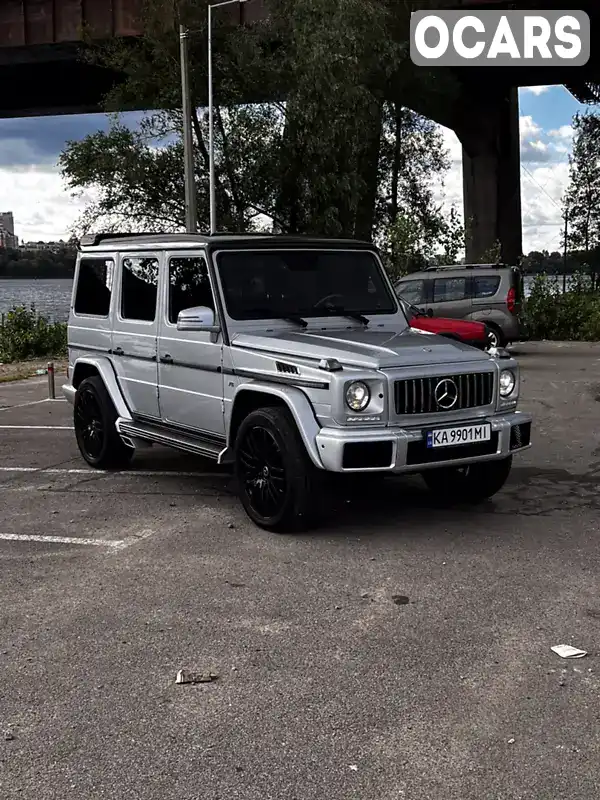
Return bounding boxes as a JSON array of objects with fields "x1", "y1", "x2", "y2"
[{"x1": 63, "y1": 233, "x2": 532, "y2": 532}]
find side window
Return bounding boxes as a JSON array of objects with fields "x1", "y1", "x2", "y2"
[
  {"x1": 121, "y1": 256, "x2": 159, "y2": 322},
  {"x1": 168, "y1": 256, "x2": 215, "y2": 324},
  {"x1": 397, "y1": 279, "x2": 425, "y2": 305},
  {"x1": 74, "y1": 258, "x2": 114, "y2": 317},
  {"x1": 473, "y1": 276, "x2": 500, "y2": 298},
  {"x1": 433, "y1": 278, "x2": 467, "y2": 302}
]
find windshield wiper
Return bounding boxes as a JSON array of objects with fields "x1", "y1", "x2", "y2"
[
  {"x1": 320, "y1": 305, "x2": 369, "y2": 325},
  {"x1": 248, "y1": 308, "x2": 308, "y2": 328}
]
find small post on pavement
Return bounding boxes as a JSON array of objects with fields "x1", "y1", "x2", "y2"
[{"x1": 47, "y1": 361, "x2": 55, "y2": 400}]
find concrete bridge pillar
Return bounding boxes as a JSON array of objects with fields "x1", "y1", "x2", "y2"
[{"x1": 456, "y1": 86, "x2": 522, "y2": 265}]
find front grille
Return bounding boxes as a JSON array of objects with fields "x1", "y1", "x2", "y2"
[
  {"x1": 406, "y1": 434, "x2": 499, "y2": 465},
  {"x1": 394, "y1": 372, "x2": 494, "y2": 415}
]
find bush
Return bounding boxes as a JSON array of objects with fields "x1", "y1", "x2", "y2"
[
  {"x1": 524, "y1": 273, "x2": 600, "y2": 342},
  {"x1": 0, "y1": 305, "x2": 67, "y2": 363}
]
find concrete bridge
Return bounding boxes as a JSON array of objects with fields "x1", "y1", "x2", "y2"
[{"x1": 1, "y1": 0, "x2": 599, "y2": 263}]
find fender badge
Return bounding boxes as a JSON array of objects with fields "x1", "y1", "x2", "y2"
[{"x1": 422, "y1": 347, "x2": 432, "y2": 352}]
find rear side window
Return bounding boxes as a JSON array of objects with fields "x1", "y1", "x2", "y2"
[
  {"x1": 121, "y1": 256, "x2": 159, "y2": 322},
  {"x1": 397, "y1": 279, "x2": 425, "y2": 304},
  {"x1": 74, "y1": 258, "x2": 114, "y2": 317},
  {"x1": 433, "y1": 277, "x2": 467, "y2": 302},
  {"x1": 473, "y1": 276, "x2": 501, "y2": 298}
]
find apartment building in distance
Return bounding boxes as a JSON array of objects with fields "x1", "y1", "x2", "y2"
[{"x1": 0, "y1": 211, "x2": 18, "y2": 249}]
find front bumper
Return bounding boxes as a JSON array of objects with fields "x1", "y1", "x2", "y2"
[{"x1": 315, "y1": 411, "x2": 532, "y2": 473}]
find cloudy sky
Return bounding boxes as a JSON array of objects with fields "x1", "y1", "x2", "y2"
[{"x1": 0, "y1": 84, "x2": 591, "y2": 253}]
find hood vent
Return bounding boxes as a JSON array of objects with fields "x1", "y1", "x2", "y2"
[{"x1": 276, "y1": 361, "x2": 300, "y2": 375}]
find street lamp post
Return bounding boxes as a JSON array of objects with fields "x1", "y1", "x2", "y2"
[
  {"x1": 208, "y1": 0, "x2": 248, "y2": 235},
  {"x1": 179, "y1": 0, "x2": 248, "y2": 235},
  {"x1": 180, "y1": 25, "x2": 197, "y2": 233}
]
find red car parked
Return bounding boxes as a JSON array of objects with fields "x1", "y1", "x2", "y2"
[{"x1": 398, "y1": 298, "x2": 491, "y2": 350}]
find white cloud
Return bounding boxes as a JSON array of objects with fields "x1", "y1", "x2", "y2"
[
  {"x1": 0, "y1": 165, "x2": 89, "y2": 242},
  {"x1": 437, "y1": 116, "x2": 570, "y2": 253},
  {"x1": 521, "y1": 85, "x2": 552, "y2": 96},
  {"x1": 548, "y1": 124, "x2": 573, "y2": 141}
]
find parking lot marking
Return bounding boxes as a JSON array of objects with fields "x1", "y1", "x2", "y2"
[
  {"x1": 0, "y1": 528, "x2": 155, "y2": 549},
  {"x1": 0, "y1": 425, "x2": 74, "y2": 430},
  {"x1": 0, "y1": 399, "x2": 52, "y2": 413},
  {"x1": 0, "y1": 467, "x2": 228, "y2": 478},
  {"x1": 0, "y1": 533, "x2": 126, "y2": 548}
]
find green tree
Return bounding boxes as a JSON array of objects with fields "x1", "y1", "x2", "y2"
[
  {"x1": 564, "y1": 112, "x2": 600, "y2": 266},
  {"x1": 62, "y1": 0, "x2": 455, "y2": 247}
]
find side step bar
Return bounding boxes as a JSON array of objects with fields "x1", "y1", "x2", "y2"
[{"x1": 116, "y1": 418, "x2": 226, "y2": 461}]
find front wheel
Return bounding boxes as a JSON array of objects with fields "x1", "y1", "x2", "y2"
[
  {"x1": 234, "y1": 406, "x2": 322, "y2": 532},
  {"x1": 485, "y1": 325, "x2": 504, "y2": 349},
  {"x1": 421, "y1": 456, "x2": 512, "y2": 504}
]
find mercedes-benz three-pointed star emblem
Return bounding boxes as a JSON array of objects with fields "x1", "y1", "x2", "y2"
[{"x1": 434, "y1": 378, "x2": 459, "y2": 410}]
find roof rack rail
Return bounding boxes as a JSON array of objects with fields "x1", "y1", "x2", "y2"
[
  {"x1": 79, "y1": 232, "x2": 166, "y2": 247},
  {"x1": 424, "y1": 262, "x2": 509, "y2": 271}
]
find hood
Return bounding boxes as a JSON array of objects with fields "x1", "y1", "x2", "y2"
[{"x1": 231, "y1": 326, "x2": 491, "y2": 369}]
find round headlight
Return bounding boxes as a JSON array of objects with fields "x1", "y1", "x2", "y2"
[
  {"x1": 345, "y1": 381, "x2": 371, "y2": 411},
  {"x1": 499, "y1": 369, "x2": 516, "y2": 397}
]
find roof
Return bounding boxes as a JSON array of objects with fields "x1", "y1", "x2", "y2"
[{"x1": 79, "y1": 232, "x2": 376, "y2": 251}]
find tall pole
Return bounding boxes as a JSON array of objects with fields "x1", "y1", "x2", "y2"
[
  {"x1": 208, "y1": 4, "x2": 216, "y2": 235},
  {"x1": 180, "y1": 25, "x2": 197, "y2": 233},
  {"x1": 563, "y1": 204, "x2": 568, "y2": 294}
]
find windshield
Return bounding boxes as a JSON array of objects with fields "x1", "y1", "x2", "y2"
[{"x1": 216, "y1": 249, "x2": 398, "y2": 321}]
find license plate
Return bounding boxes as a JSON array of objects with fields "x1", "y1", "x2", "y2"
[{"x1": 426, "y1": 423, "x2": 491, "y2": 449}]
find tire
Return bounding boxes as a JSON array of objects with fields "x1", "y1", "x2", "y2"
[
  {"x1": 421, "y1": 456, "x2": 512, "y2": 504},
  {"x1": 73, "y1": 375, "x2": 134, "y2": 469},
  {"x1": 234, "y1": 406, "x2": 323, "y2": 533},
  {"x1": 486, "y1": 325, "x2": 505, "y2": 349}
]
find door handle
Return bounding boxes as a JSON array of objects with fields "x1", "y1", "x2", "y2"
[
  {"x1": 162, "y1": 354, "x2": 173, "y2": 364},
  {"x1": 113, "y1": 347, "x2": 124, "y2": 356}
]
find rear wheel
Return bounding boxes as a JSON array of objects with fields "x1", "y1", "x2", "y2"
[
  {"x1": 74, "y1": 376, "x2": 134, "y2": 469},
  {"x1": 421, "y1": 456, "x2": 512, "y2": 504},
  {"x1": 234, "y1": 406, "x2": 323, "y2": 532}
]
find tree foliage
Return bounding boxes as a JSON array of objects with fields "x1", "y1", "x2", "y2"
[
  {"x1": 564, "y1": 111, "x2": 600, "y2": 255},
  {"x1": 61, "y1": 0, "x2": 460, "y2": 262}
]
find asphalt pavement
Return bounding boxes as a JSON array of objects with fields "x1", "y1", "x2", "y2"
[{"x1": 1, "y1": 341, "x2": 599, "y2": 800}]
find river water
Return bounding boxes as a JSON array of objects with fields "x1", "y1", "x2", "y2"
[{"x1": 0, "y1": 275, "x2": 575, "y2": 323}]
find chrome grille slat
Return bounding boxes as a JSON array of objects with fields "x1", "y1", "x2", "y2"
[{"x1": 394, "y1": 371, "x2": 495, "y2": 415}]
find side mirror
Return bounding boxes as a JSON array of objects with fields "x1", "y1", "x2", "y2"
[{"x1": 176, "y1": 306, "x2": 220, "y2": 333}]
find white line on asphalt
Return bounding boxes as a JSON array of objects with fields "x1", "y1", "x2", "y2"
[
  {"x1": 0, "y1": 398, "x2": 67, "y2": 413},
  {"x1": 0, "y1": 399, "x2": 51, "y2": 413},
  {"x1": 0, "y1": 528, "x2": 155, "y2": 550},
  {"x1": 0, "y1": 467, "x2": 228, "y2": 478},
  {"x1": 0, "y1": 533, "x2": 127, "y2": 548},
  {"x1": 0, "y1": 425, "x2": 74, "y2": 430}
]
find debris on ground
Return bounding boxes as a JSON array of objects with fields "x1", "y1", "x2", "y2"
[
  {"x1": 349, "y1": 765, "x2": 358, "y2": 771},
  {"x1": 508, "y1": 738, "x2": 515, "y2": 744},
  {"x1": 392, "y1": 595, "x2": 410, "y2": 605},
  {"x1": 551, "y1": 645, "x2": 587, "y2": 659},
  {"x1": 3, "y1": 731, "x2": 14, "y2": 741},
  {"x1": 175, "y1": 669, "x2": 219, "y2": 684}
]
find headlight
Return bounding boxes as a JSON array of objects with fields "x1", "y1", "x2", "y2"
[
  {"x1": 499, "y1": 369, "x2": 516, "y2": 397},
  {"x1": 345, "y1": 381, "x2": 371, "y2": 411}
]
